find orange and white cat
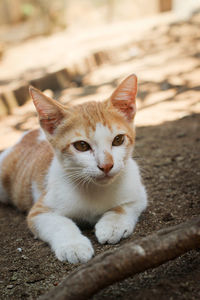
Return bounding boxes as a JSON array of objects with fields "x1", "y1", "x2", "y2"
[{"x1": 0, "y1": 74, "x2": 147, "y2": 264}]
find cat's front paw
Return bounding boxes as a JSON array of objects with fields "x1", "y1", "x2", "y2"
[
  {"x1": 54, "y1": 236, "x2": 94, "y2": 264},
  {"x1": 95, "y1": 214, "x2": 134, "y2": 244}
]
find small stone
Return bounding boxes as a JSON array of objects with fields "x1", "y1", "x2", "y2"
[
  {"x1": 176, "y1": 132, "x2": 186, "y2": 138},
  {"x1": 163, "y1": 158, "x2": 172, "y2": 165},
  {"x1": 176, "y1": 156, "x2": 184, "y2": 161},
  {"x1": 11, "y1": 273, "x2": 18, "y2": 281},
  {"x1": 7, "y1": 285, "x2": 14, "y2": 289},
  {"x1": 17, "y1": 248, "x2": 22, "y2": 252},
  {"x1": 21, "y1": 255, "x2": 28, "y2": 260}
]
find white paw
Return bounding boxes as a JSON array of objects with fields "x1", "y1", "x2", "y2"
[
  {"x1": 95, "y1": 215, "x2": 134, "y2": 244},
  {"x1": 54, "y1": 236, "x2": 94, "y2": 264}
]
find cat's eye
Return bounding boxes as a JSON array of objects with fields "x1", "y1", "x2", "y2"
[
  {"x1": 73, "y1": 141, "x2": 91, "y2": 152},
  {"x1": 112, "y1": 134, "x2": 125, "y2": 146}
]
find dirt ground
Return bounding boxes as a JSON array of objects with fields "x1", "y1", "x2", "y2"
[{"x1": 0, "y1": 11, "x2": 200, "y2": 300}]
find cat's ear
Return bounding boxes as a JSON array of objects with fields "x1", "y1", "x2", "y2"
[
  {"x1": 110, "y1": 74, "x2": 137, "y2": 121},
  {"x1": 29, "y1": 86, "x2": 65, "y2": 134}
]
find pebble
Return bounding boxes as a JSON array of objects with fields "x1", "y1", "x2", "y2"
[
  {"x1": 16, "y1": 239, "x2": 23, "y2": 242},
  {"x1": 11, "y1": 273, "x2": 18, "y2": 281},
  {"x1": 21, "y1": 255, "x2": 28, "y2": 260},
  {"x1": 176, "y1": 156, "x2": 184, "y2": 161},
  {"x1": 176, "y1": 132, "x2": 186, "y2": 138},
  {"x1": 7, "y1": 285, "x2": 13, "y2": 289}
]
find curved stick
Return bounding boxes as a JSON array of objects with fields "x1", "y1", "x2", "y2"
[{"x1": 39, "y1": 217, "x2": 200, "y2": 300}]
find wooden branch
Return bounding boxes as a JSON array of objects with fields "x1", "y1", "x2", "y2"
[{"x1": 39, "y1": 217, "x2": 200, "y2": 300}]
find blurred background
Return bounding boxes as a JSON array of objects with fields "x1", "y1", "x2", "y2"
[
  {"x1": 0, "y1": 0, "x2": 200, "y2": 148},
  {"x1": 0, "y1": 0, "x2": 199, "y2": 40},
  {"x1": 0, "y1": 0, "x2": 174, "y2": 36}
]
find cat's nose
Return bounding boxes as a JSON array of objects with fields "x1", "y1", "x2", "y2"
[{"x1": 98, "y1": 163, "x2": 113, "y2": 174}]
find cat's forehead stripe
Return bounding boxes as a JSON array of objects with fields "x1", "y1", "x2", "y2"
[
  {"x1": 80, "y1": 101, "x2": 108, "y2": 130},
  {"x1": 74, "y1": 101, "x2": 127, "y2": 134}
]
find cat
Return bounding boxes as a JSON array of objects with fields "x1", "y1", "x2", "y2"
[{"x1": 0, "y1": 74, "x2": 147, "y2": 264}]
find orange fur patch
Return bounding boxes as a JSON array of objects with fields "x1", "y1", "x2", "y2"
[
  {"x1": 110, "y1": 206, "x2": 125, "y2": 214},
  {"x1": 28, "y1": 196, "x2": 50, "y2": 219},
  {"x1": 104, "y1": 151, "x2": 113, "y2": 165},
  {"x1": 1, "y1": 130, "x2": 53, "y2": 211}
]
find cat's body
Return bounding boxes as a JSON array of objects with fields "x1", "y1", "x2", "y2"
[{"x1": 0, "y1": 75, "x2": 147, "y2": 263}]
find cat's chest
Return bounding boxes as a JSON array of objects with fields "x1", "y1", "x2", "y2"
[
  {"x1": 45, "y1": 182, "x2": 120, "y2": 223},
  {"x1": 44, "y1": 159, "x2": 136, "y2": 222}
]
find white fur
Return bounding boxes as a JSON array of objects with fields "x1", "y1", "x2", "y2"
[
  {"x1": 37, "y1": 129, "x2": 46, "y2": 142},
  {"x1": 31, "y1": 181, "x2": 41, "y2": 203},
  {"x1": 33, "y1": 212, "x2": 94, "y2": 263}
]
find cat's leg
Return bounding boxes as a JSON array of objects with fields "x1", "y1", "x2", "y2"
[
  {"x1": 27, "y1": 200, "x2": 94, "y2": 263},
  {"x1": 95, "y1": 187, "x2": 147, "y2": 244}
]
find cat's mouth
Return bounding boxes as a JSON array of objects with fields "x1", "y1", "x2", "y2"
[{"x1": 93, "y1": 174, "x2": 116, "y2": 185}]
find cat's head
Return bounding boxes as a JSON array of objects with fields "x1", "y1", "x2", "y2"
[{"x1": 30, "y1": 74, "x2": 137, "y2": 186}]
